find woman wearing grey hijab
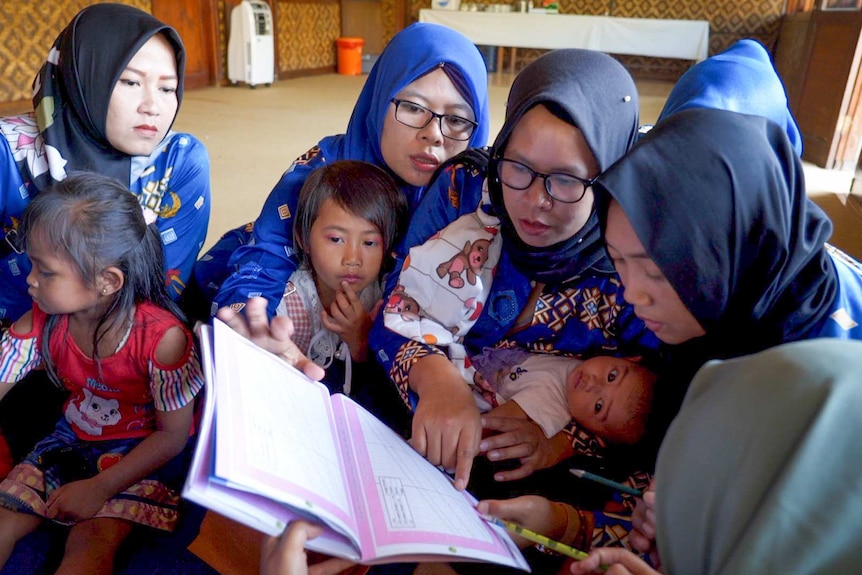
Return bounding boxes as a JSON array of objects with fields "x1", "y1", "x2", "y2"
[{"x1": 564, "y1": 338, "x2": 862, "y2": 574}]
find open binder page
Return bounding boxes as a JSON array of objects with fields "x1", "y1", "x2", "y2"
[
  {"x1": 331, "y1": 395, "x2": 529, "y2": 569},
  {"x1": 211, "y1": 320, "x2": 359, "y2": 543},
  {"x1": 182, "y1": 325, "x2": 359, "y2": 559}
]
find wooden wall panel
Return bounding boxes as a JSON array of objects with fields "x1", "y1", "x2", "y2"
[
  {"x1": 0, "y1": 0, "x2": 149, "y2": 105},
  {"x1": 274, "y1": 0, "x2": 341, "y2": 74}
]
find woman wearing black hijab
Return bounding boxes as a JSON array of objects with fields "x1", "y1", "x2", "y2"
[
  {"x1": 599, "y1": 107, "x2": 862, "y2": 361},
  {"x1": 0, "y1": 3, "x2": 210, "y2": 320},
  {"x1": 595, "y1": 106, "x2": 862, "y2": 563}
]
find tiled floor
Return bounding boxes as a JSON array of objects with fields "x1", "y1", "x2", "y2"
[{"x1": 178, "y1": 72, "x2": 862, "y2": 574}]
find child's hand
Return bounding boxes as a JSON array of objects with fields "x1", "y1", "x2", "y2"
[
  {"x1": 261, "y1": 520, "x2": 363, "y2": 575},
  {"x1": 45, "y1": 477, "x2": 111, "y2": 523},
  {"x1": 321, "y1": 282, "x2": 378, "y2": 362}
]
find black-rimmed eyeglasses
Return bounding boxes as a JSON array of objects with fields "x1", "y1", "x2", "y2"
[
  {"x1": 390, "y1": 98, "x2": 477, "y2": 141},
  {"x1": 495, "y1": 157, "x2": 596, "y2": 203}
]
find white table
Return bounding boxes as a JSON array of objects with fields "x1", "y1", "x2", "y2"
[{"x1": 419, "y1": 9, "x2": 710, "y2": 75}]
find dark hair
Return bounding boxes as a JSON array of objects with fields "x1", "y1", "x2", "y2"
[
  {"x1": 294, "y1": 160, "x2": 408, "y2": 271},
  {"x1": 19, "y1": 172, "x2": 183, "y2": 384}
]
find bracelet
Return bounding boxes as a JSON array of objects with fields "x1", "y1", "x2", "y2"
[
  {"x1": 534, "y1": 504, "x2": 592, "y2": 557},
  {"x1": 557, "y1": 503, "x2": 593, "y2": 551}
]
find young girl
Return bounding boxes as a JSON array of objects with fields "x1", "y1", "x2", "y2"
[
  {"x1": 276, "y1": 160, "x2": 410, "y2": 432},
  {"x1": 0, "y1": 173, "x2": 204, "y2": 572}
]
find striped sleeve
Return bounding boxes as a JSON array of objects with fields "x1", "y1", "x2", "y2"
[
  {"x1": 0, "y1": 327, "x2": 41, "y2": 383},
  {"x1": 148, "y1": 348, "x2": 205, "y2": 412}
]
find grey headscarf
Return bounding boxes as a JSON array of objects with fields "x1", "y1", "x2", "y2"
[
  {"x1": 656, "y1": 338, "x2": 862, "y2": 574},
  {"x1": 487, "y1": 49, "x2": 639, "y2": 282}
]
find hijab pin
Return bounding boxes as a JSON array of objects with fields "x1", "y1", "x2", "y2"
[{"x1": 623, "y1": 95, "x2": 632, "y2": 103}]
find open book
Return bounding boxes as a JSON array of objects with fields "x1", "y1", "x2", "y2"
[{"x1": 183, "y1": 320, "x2": 528, "y2": 569}]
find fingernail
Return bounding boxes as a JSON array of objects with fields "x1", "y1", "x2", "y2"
[
  {"x1": 479, "y1": 441, "x2": 488, "y2": 451},
  {"x1": 487, "y1": 451, "x2": 498, "y2": 461},
  {"x1": 494, "y1": 473, "x2": 504, "y2": 482}
]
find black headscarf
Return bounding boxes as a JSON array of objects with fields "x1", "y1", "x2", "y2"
[
  {"x1": 487, "y1": 49, "x2": 639, "y2": 284},
  {"x1": 595, "y1": 108, "x2": 836, "y2": 358},
  {"x1": 28, "y1": 3, "x2": 185, "y2": 191}
]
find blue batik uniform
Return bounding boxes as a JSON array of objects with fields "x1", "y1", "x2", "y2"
[
  {"x1": 0, "y1": 125, "x2": 210, "y2": 322},
  {"x1": 811, "y1": 246, "x2": 862, "y2": 340},
  {"x1": 202, "y1": 22, "x2": 491, "y2": 318}
]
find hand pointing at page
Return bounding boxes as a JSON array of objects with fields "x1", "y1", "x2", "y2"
[{"x1": 218, "y1": 297, "x2": 325, "y2": 381}]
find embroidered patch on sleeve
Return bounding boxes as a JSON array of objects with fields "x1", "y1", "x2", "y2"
[
  {"x1": 278, "y1": 204, "x2": 291, "y2": 220},
  {"x1": 830, "y1": 308, "x2": 858, "y2": 330}
]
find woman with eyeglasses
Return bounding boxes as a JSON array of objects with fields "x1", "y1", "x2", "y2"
[
  {"x1": 190, "y1": 23, "x2": 490, "y2": 321},
  {"x1": 369, "y1": 50, "x2": 662, "y2": 564}
]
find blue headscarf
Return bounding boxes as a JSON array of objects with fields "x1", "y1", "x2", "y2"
[
  {"x1": 317, "y1": 23, "x2": 490, "y2": 196},
  {"x1": 657, "y1": 39, "x2": 803, "y2": 156}
]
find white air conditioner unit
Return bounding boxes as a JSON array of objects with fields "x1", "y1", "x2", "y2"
[{"x1": 227, "y1": 0, "x2": 275, "y2": 88}]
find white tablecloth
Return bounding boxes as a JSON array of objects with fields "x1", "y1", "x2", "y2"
[{"x1": 419, "y1": 9, "x2": 710, "y2": 61}]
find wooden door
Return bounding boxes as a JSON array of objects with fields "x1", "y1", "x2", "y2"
[
  {"x1": 342, "y1": 0, "x2": 385, "y2": 55},
  {"x1": 776, "y1": 10, "x2": 862, "y2": 170},
  {"x1": 152, "y1": 0, "x2": 218, "y2": 89}
]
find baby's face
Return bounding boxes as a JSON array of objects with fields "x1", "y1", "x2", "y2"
[{"x1": 565, "y1": 356, "x2": 653, "y2": 444}]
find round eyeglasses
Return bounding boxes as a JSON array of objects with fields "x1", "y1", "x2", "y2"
[
  {"x1": 390, "y1": 98, "x2": 477, "y2": 142},
  {"x1": 495, "y1": 157, "x2": 597, "y2": 204}
]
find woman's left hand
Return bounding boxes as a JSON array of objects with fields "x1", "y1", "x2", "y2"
[
  {"x1": 480, "y1": 415, "x2": 571, "y2": 481},
  {"x1": 476, "y1": 496, "x2": 569, "y2": 546},
  {"x1": 45, "y1": 478, "x2": 111, "y2": 523}
]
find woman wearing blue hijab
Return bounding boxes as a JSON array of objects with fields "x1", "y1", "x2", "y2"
[
  {"x1": 656, "y1": 38, "x2": 802, "y2": 156},
  {"x1": 194, "y1": 23, "x2": 491, "y2": 318}
]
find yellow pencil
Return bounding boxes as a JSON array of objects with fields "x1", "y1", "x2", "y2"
[{"x1": 480, "y1": 513, "x2": 590, "y2": 561}]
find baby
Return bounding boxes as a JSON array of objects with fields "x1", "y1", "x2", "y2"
[{"x1": 471, "y1": 347, "x2": 656, "y2": 446}]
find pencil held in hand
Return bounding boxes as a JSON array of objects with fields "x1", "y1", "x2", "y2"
[
  {"x1": 480, "y1": 514, "x2": 590, "y2": 561},
  {"x1": 570, "y1": 468, "x2": 643, "y2": 497}
]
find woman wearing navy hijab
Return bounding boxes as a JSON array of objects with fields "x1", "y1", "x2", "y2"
[{"x1": 195, "y1": 23, "x2": 491, "y2": 319}]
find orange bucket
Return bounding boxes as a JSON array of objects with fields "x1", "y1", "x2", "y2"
[{"x1": 336, "y1": 37, "x2": 364, "y2": 75}]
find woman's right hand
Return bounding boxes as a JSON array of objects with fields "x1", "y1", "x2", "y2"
[
  {"x1": 408, "y1": 354, "x2": 483, "y2": 490},
  {"x1": 410, "y1": 383, "x2": 482, "y2": 491},
  {"x1": 217, "y1": 297, "x2": 325, "y2": 381}
]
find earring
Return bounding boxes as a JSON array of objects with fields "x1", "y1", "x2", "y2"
[{"x1": 101, "y1": 288, "x2": 108, "y2": 295}]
